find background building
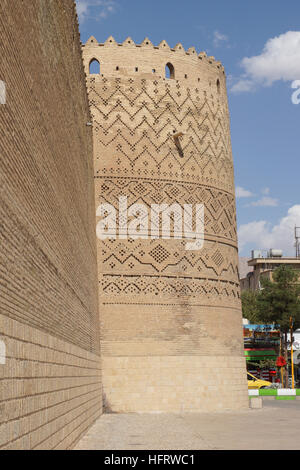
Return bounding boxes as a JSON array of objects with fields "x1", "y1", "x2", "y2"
[{"x1": 240, "y1": 250, "x2": 300, "y2": 291}]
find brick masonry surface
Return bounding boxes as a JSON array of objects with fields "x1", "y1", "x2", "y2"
[
  {"x1": 82, "y1": 37, "x2": 249, "y2": 412},
  {"x1": 0, "y1": 0, "x2": 102, "y2": 449}
]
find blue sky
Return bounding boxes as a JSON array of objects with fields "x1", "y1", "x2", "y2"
[{"x1": 76, "y1": 0, "x2": 300, "y2": 257}]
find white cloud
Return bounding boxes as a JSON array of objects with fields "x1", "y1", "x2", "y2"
[
  {"x1": 249, "y1": 196, "x2": 278, "y2": 207},
  {"x1": 262, "y1": 187, "x2": 270, "y2": 195},
  {"x1": 213, "y1": 31, "x2": 229, "y2": 48},
  {"x1": 236, "y1": 186, "x2": 254, "y2": 198},
  {"x1": 76, "y1": 0, "x2": 117, "y2": 22},
  {"x1": 231, "y1": 78, "x2": 256, "y2": 93},
  {"x1": 231, "y1": 31, "x2": 300, "y2": 93},
  {"x1": 238, "y1": 204, "x2": 300, "y2": 255}
]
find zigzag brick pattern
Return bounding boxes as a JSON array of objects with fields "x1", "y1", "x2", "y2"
[{"x1": 83, "y1": 37, "x2": 248, "y2": 412}]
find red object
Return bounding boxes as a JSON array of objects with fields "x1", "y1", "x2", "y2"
[
  {"x1": 276, "y1": 356, "x2": 287, "y2": 367},
  {"x1": 269, "y1": 370, "x2": 276, "y2": 382}
]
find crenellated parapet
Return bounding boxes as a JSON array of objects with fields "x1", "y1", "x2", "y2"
[
  {"x1": 82, "y1": 36, "x2": 226, "y2": 89},
  {"x1": 83, "y1": 36, "x2": 224, "y2": 68}
]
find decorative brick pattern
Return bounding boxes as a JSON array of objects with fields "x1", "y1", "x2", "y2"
[{"x1": 83, "y1": 37, "x2": 249, "y2": 412}]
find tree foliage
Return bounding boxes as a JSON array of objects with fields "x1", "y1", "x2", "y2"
[
  {"x1": 241, "y1": 289, "x2": 260, "y2": 323},
  {"x1": 241, "y1": 265, "x2": 300, "y2": 387},
  {"x1": 256, "y1": 265, "x2": 300, "y2": 332}
]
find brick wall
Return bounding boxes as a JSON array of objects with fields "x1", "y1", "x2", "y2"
[{"x1": 0, "y1": 0, "x2": 102, "y2": 449}]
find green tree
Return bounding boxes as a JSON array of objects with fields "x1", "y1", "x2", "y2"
[
  {"x1": 256, "y1": 265, "x2": 300, "y2": 386},
  {"x1": 257, "y1": 266, "x2": 300, "y2": 332},
  {"x1": 241, "y1": 289, "x2": 261, "y2": 323}
]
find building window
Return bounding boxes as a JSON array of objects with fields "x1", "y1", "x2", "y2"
[
  {"x1": 165, "y1": 62, "x2": 175, "y2": 79},
  {"x1": 217, "y1": 79, "x2": 220, "y2": 92},
  {"x1": 135, "y1": 67, "x2": 138, "y2": 72},
  {"x1": 89, "y1": 58, "x2": 100, "y2": 74}
]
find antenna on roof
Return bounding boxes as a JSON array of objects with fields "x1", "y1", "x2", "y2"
[{"x1": 295, "y1": 226, "x2": 300, "y2": 258}]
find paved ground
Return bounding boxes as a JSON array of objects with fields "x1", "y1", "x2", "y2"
[{"x1": 75, "y1": 401, "x2": 300, "y2": 450}]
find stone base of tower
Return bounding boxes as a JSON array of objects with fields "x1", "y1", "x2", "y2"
[
  {"x1": 102, "y1": 356, "x2": 249, "y2": 413},
  {"x1": 99, "y1": 301, "x2": 248, "y2": 412}
]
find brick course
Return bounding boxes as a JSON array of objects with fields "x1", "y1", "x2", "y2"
[{"x1": 0, "y1": 0, "x2": 102, "y2": 449}]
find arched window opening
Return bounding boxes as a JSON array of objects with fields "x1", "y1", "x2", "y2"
[
  {"x1": 165, "y1": 62, "x2": 175, "y2": 79},
  {"x1": 216, "y1": 79, "x2": 220, "y2": 93},
  {"x1": 89, "y1": 58, "x2": 100, "y2": 74}
]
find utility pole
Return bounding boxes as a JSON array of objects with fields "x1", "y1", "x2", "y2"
[
  {"x1": 280, "y1": 334, "x2": 284, "y2": 385},
  {"x1": 290, "y1": 317, "x2": 295, "y2": 389},
  {"x1": 295, "y1": 226, "x2": 300, "y2": 258},
  {"x1": 284, "y1": 331, "x2": 289, "y2": 388}
]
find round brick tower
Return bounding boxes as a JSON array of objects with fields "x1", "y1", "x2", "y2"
[{"x1": 82, "y1": 36, "x2": 248, "y2": 412}]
